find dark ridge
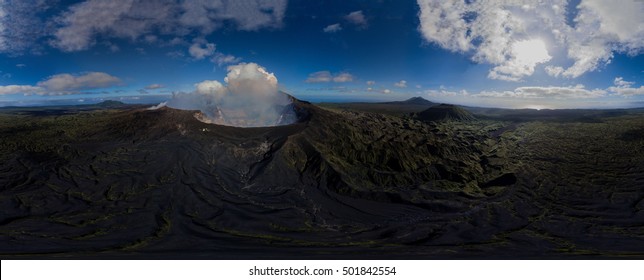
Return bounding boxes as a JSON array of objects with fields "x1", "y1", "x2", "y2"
[
  {"x1": 96, "y1": 100, "x2": 127, "y2": 107},
  {"x1": 414, "y1": 104, "x2": 475, "y2": 122},
  {"x1": 383, "y1": 96, "x2": 436, "y2": 106}
]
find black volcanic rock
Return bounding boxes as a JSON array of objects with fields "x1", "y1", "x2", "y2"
[
  {"x1": 1, "y1": 98, "x2": 644, "y2": 258},
  {"x1": 415, "y1": 104, "x2": 475, "y2": 122}
]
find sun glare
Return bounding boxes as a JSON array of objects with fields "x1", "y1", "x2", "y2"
[
  {"x1": 512, "y1": 39, "x2": 551, "y2": 65},
  {"x1": 524, "y1": 104, "x2": 549, "y2": 110}
]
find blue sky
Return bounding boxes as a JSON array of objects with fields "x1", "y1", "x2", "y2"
[{"x1": 0, "y1": 0, "x2": 642, "y2": 108}]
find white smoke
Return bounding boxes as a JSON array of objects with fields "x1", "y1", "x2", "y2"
[
  {"x1": 147, "y1": 101, "x2": 167, "y2": 110},
  {"x1": 166, "y1": 62, "x2": 296, "y2": 127}
]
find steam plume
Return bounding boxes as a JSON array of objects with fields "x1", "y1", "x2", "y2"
[{"x1": 166, "y1": 63, "x2": 296, "y2": 127}]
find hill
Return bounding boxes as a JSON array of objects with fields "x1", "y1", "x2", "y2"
[
  {"x1": 382, "y1": 96, "x2": 436, "y2": 106},
  {"x1": 415, "y1": 104, "x2": 475, "y2": 122},
  {"x1": 318, "y1": 97, "x2": 436, "y2": 116}
]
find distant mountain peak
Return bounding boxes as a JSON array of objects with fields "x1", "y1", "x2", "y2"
[
  {"x1": 382, "y1": 96, "x2": 435, "y2": 106},
  {"x1": 403, "y1": 96, "x2": 433, "y2": 104},
  {"x1": 96, "y1": 100, "x2": 126, "y2": 107},
  {"x1": 406, "y1": 96, "x2": 428, "y2": 102}
]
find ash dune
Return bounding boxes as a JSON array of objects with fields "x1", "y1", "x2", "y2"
[{"x1": 1, "y1": 97, "x2": 643, "y2": 259}]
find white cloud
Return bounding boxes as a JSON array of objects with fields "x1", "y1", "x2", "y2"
[
  {"x1": 345, "y1": 10, "x2": 367, "y2": 28},
  {"x1": 0, "y1": 85, "x2": 43, "y2": 95},
  {"x1": 37, "y1": 72, "x2": 121, "y2": 92},
  {"x1": 180, "y1": 0, "x2": 287, "y2": 32},
  {"x1": 189, "y1": 40, "x2": 216, "y2": 60},
  {"x1": 305, "y1": 71, "x2": 333, "y2": 83},
  {"x1": 609, "y1": 77, "x2": 643, "y2": 95},
  {"x1": 366, "y1": 80, "x2": 376, "y2": 86},
  {"x1": 476, "y1": 85, "x2": 606, "y2": 99},
  {"x1": 47, "y1": 0, "x2": 288, "y2": 52},
  {"x1": 323, "y1": 23, "x2": 342, "y2": 33},
  {"x1": 16, "y1": 64, "x2": 26, "y2": 68},
  {"x1": 425, "y1": 88, "x2": 470, "y2": 97},
  {"x1": 613, "y1": 77, "x2": 635, "y2": 88},
  {"x1": 565, "y1": 0, "x2": 643, "y2": 76},
  {"x1": 333, "y1": 72, "x2": 354, "y2": 82},
  {"x1": 52, "y1": 0, "x2": 136, "y2": 52},
  {"x1": 382, "y1": 89, "x2": 391, "y2": 94},
  {"x1": 428, "y1": 81, "x2": 644, "y2": 101},
  {"x1": 145, "y1": 84, "x2": 164, "y2": 90},
  {"x1": 417, "y1": 0, "x2": 644, "y2": 80},
  {"x1": 545, "y1": 66, "x2": 564, "y2": 77},
  {"x1": 394, "y1": 80, "x2": 407, "y2": 88},
  {"x1": 0, "y1": 72, "x2": 121, "y2": 96},
  {"x1": 211, "y1": 52, "x2": 241, "y2": 66},
  {"x1": 609, "y1": 86, "x2": 644, "y2": 96},
  {"x1": 489, "y1": 39, "x2": 552, "y2": 81},
  {"x1": 306, "y1": 71, "x2": 354, "y2": 83}
]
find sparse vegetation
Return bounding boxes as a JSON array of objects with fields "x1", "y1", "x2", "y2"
[{"x1": 1, "y1": 100, "x2": 643, "y2": 258}]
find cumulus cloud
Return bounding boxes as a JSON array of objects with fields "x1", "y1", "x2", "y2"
[
  {"x1": 345, "y1": 10, "x2": 367, "y2": 29},
  {"x1": 417, "y1": 0, "x2": 644, "y2": 80},
  {"x1": 37, "y1": 72, "x2": 121, "y2": 92},
  {"x1": 394, "y1": 80, "x2": 407, "y2": 88},
  {"x1": 189, "y1": 40, "x2": 216, "y2": 59},
  {"x1": 366, "y1": 80, "x2": 375, "y2": 86},
  {"x1": 613, "y1": 77, "x2": 635, "y2": 88},
  {"x1": 323, "y1": 23, "x2": 342, "y2": 33},
  {"x1": 168, "y1": 62, "x2": 295, "y2": 127},
  {"x1": 609, "y1": 77, "x2": 643, "y2": 96},
  {"x1": 305, "y1": 71, "x2": 354, "y2": 83},
  {"x1": 44, "y1": 0, "x2": 288, "y2": 52}
]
